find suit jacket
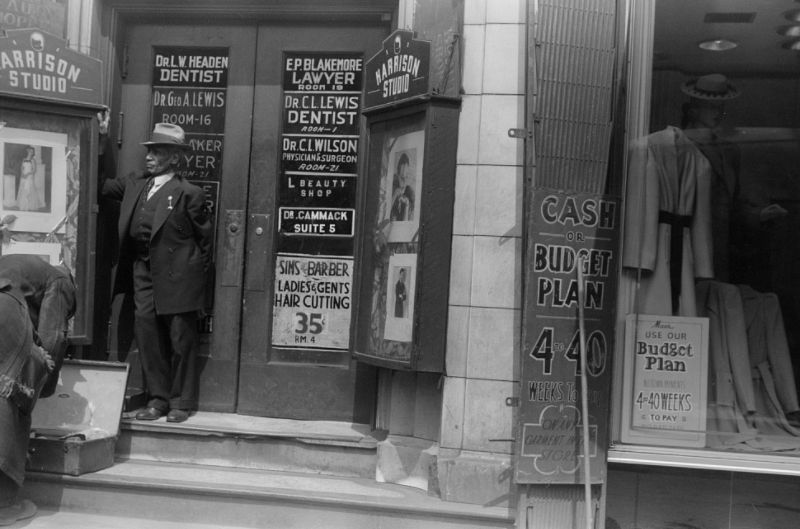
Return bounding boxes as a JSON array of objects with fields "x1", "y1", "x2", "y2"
[{"x1": 102, "y1": 172, "x2": 212, "y2": 315}]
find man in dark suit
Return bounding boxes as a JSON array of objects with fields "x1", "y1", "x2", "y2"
[{"x1": 101, "y1": 122, "x2": 212, "y2": 423}]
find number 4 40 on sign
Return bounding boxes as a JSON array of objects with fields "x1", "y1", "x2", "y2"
[
  {"x1": 529, "y1": 326, "x2": 607, "y2": 377},
  {"x1": 294, "y1": 311, "x2": 325, "y2": 344}
]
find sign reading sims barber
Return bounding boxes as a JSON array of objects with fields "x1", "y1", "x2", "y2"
[
  {"x1": 0, "y1": 28, "x2": 101, "y2": 105},
  {"x1": 364, "y1": 29, "x2": 430, "y2": 110},
  {"x1": 516, "y1": 189, "x2": 620, "y2": 484},
  {"x1": 272, "y1": 253, "x2": 353, "y2": 350}
]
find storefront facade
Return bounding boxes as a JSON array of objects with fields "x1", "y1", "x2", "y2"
[{"x1": 4, "y1": 0, "x2": 800, "y2": 527}]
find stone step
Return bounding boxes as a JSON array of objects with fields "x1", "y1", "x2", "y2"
[
  {"x1": 117, "y1": 411, "x2": 379, "y2": 478},
  {"x1": 23, "y1": 459, "x2": 514, "y2": 529}
]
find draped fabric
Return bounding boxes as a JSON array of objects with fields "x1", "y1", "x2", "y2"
[{"x1": 740, "y1": 285, "x2": 800, "y2": 438}]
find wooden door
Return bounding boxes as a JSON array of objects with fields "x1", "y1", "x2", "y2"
[
  {"x1": 238, "y1": 23, "x2": 387, "y2": 421},
  {"x1": 118, "y1": 19, "x2": 387, "y2": 420}
]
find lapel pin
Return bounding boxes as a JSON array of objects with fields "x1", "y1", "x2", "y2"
[{"x1": 167, "y1": 195, "x2": 173, "y2": 210}]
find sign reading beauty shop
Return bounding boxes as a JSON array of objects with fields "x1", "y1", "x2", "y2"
[
  {"x1": 364, "y1": 29, "x2": 430, "y2": 110},
  {"x1": 0, "y1": 28, "x2": 101, "y2": 105},
  {"x1": 516, "y1": 190, "x2": 619, "y2": 484}
]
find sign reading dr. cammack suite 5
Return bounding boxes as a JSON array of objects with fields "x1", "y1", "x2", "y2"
[
  {"x1": 364, "y1": 29, "x2": 430, "y2": 110},
  {"x1": 0, "y1": 28, "x2": 101, "y2": 105}
]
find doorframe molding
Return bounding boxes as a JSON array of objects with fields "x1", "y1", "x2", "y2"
[
  {"x1": 102, "y1": 0, "x2": 396, "y2": 20},
  {"x1": 97, "y1": 0, "x2": 398, "y2": 148}
]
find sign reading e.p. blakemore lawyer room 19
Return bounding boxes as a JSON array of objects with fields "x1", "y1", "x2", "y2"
[
  {"x1": 364, "y1": 29, "x2": 430, "y2": 110},
  {"x1": 0, "y1": 28, "x2": 101, "y2": 106}
]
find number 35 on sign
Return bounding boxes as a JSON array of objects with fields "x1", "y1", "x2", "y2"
[{"x1": 293, "y1": 311, "x2": 325, "y2": 344}]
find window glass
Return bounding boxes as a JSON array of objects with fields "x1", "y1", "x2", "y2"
[
  {"x1": 0, "y1": 107, "x2": 91, "y2": 341},
  {"x1": 618, "y1": 0, "x2": 800, "y2": 457}
]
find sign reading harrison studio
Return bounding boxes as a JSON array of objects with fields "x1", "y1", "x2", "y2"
[
  {"x1": 0, "y1": 28, "x2": 101, "y2": 105},
  {"x1": 364, "y1": 29, "x2": 430, "y2": 110}
]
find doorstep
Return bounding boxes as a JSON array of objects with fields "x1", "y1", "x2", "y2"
[
  {"x1": 120, "y1": 410, "x2": 380, "y2": 448},
  {"x1": 117, "y1": 411, "x2": 381, "y2": 478}
]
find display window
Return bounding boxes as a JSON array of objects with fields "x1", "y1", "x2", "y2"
[
  {"x1": 0, "y1": 104, "x2": 97, "y2": 344},
  {"x1": 611, "y1": 0, "x2": 800, "y2": 473}
]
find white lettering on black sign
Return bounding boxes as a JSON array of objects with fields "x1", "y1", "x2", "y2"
[{"x1": 278, "y1": 51, "x2": 364, "y2": 245}]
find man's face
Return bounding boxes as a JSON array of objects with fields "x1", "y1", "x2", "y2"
[{"x1": 145, "y1": 146, "x2": 178, "y2": 176}]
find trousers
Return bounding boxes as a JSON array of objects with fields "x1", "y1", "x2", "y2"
[{"x1": 132, "y1": 259, "x2": 199, "y2": 411}]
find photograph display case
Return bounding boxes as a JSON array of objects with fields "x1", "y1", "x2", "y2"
[
  {"x1": 354, "y1": 98, "x2": 459, "y2": 372},
  {"x1": 0, "y1": 99, "x2": 100, "y2": 343}
]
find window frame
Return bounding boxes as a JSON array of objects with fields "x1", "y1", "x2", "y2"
[{"x1": 608, "y1": 0, "x2": 800, "y2": 476}]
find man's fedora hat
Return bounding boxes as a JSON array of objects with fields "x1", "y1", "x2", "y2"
[
  {"x1": 681, "y1": 73, "x2": 739, "y2": 100},
  {"x1": 142, "y1": 122, "x2": 190, "y2": 149}
]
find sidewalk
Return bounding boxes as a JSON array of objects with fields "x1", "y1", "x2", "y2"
[{"x1": 6, "y1": 509, "x2": 249, "y2": 529}]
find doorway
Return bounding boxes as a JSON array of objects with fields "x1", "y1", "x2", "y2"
[{"x1": 114, "y1": 18, "x2": 388, "y2": 421}]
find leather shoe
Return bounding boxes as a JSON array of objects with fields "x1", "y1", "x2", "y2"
[
  {"x1": 135, "y1": 407, "x2": 165, "y2": 421},
  {"x1": 166, "y1": 409, "x2": 190, "y2": 423}
]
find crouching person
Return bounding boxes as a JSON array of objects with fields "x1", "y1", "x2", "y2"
[{"x1": 0, "y1": 255, "x2": 76, "y2": 525}]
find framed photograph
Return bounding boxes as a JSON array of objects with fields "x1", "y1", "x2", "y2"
[
  {"x1": 381, "y1": 129, "x2": 424, "y2": 243},
  {"x1": 0, "y1": 127, "x2": 68, "y2": 233},
  {"x1": 383, "y1": 252, "x2": 417, "y2": 342},
  {"x1": 2, "y1": 240, "x2": 63, "y2": 264}
]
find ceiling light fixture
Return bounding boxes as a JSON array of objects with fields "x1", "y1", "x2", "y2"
[
  {"x1": 785, "y1": 9, "x2": 800, "y2": 22},
  {"x1": 782, "y1": 39, "x2": 800, "y2": 50},
  {"x1": 698, "y1": 39, "x2": 738, "y2": 51},
  {"x1": 778, "y1": 25, "x2": 800, "y2": 37}
]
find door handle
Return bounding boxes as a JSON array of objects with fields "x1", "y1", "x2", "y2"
[
  {"x1": 244, "y1": 214, "x2": 271, "y2": 292},
  {"x1": 220, "y1": 210, "x2": 245, "y2": 287}
]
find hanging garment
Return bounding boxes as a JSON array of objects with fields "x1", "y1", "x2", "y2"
[
  {"x1": 623, "y1": 127, "x2": 714, "y2": 316},
  {"x1": 695, "y1": 280, "x2": 758, "y2": 447},
  {"x1": 739, "y1": 285, "x2": 800, "y2": 438}
]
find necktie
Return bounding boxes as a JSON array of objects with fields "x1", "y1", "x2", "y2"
[{"x1": 145, "y1": 178, "x2": 155, "y2": 200}]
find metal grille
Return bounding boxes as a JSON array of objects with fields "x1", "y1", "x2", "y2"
[{"x1": 533, "y1": 0, "x2": 617, "y2": 193}]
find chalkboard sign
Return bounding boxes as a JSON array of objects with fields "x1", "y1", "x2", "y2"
[
  {"x1": 277, "y1": 51, "x2": 364, "y2": 252},
  {"x1": 151, "y1": 46, "x2": 229, "y2": 182}
]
